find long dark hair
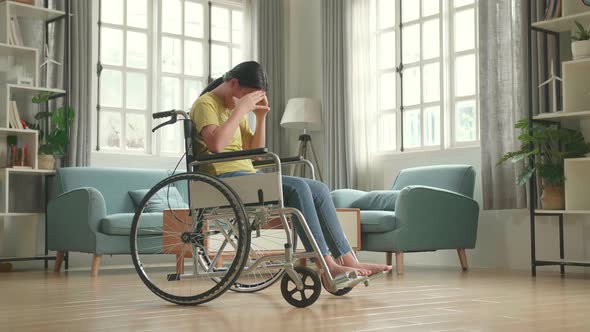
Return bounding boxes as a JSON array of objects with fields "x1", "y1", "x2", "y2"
[{"x1": 199, "y1": 61, "x2": 268, "y2": 96}]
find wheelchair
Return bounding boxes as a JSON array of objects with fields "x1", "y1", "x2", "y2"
[{"x1": 130, "y1": 110, "x2": 381, "y2": 308}]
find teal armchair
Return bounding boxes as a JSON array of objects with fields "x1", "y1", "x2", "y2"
[
  {"x1": 48, "y1": 167, "x2": 174, "y2": 276},
  {"x1": 332, "y1": 165, "x2": 479, "y2": 274}
]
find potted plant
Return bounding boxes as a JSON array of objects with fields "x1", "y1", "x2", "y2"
[
  {"x1": 572, "y1": 21, "x2": 590, "y2": 60},
  {"x1": 498, "y1": 119, "x2": 590, "y2": 210},
  {"x1": 30, "y1": 92, "x2": 75, "y2": 170}
]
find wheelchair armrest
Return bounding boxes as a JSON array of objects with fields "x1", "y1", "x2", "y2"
[
  {"x1": 252, "y1": 155, "x2": 303, "y2": 167},
  {"x1": 194, "y1": 148, "x2": 269, "y2": 162}
]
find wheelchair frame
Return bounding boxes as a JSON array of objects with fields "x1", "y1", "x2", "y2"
[{"x1": 131, "y1": 109, "x2": 375, "y2": 308}]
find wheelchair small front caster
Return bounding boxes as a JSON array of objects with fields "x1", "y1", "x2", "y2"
[{"x1": 281, "y1": 266, "x2": 321, "y2": 308}]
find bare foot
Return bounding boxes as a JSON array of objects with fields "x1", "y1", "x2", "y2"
[
  {"x1": 328, "y1": 263, "x2": 370, "y2": 277},
  {"x1": 343, "y1": 261, "x2": 392, "y2": 275}
]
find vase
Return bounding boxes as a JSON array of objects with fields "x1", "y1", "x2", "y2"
[
  {"x1": 38, "y1": 154, "x2": 55, "y2": 170},
  {"x1": 541, "y1": 185, "x2": 565, "y2": 210},
  {"x1": 572, "y1": 40, "x2": 590, "y2": 60}
]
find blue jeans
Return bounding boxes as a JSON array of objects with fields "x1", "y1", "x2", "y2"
[{"x1": 218, "y1": 171, "x2": 353, "y2": 258}]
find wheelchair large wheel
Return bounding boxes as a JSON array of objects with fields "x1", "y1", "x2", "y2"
[{"x1": 130, "y1": 173, "x2": 250, "y2": 306}]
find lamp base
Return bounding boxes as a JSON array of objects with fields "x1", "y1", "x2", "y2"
[{"x1": 292, "y1": 133, "x2": 323, "y2": 182}]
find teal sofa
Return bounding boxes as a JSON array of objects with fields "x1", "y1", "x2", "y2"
[
  {"x1": 48, "y1": 167, "x2": 179, "y2": 276},
  {"x1": 332, "y1": 165, "x2": 479, "y2": 274}
]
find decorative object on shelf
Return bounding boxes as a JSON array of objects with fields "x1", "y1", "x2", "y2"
[
  {"x1": 563, "y1": 0, "x2": 590, "y2": 16},
  {"x1": 538, "y1": 61, "x2": 562, "y2": 113},
  {"x1": 545, "y1": 0, "x2": 561, "y2": 20},
  {"x1": 37, "y1": 153, "x2": 54, "y2": 170},
  {"x1": 31, "y1": 92, "x2": 75, "y2": 169},
  {"x1": 498, "y1": 119, "x2": 590, "y2": 210},
  {"x1": 5, "y1": 135, "x2": 30, "y2": 169},
  {"x1": 572, "y1": 21, "x2": 590, "y2": 60},
  {"x1": 40, "y1": 43, "x2": 61, "y2": 86}
]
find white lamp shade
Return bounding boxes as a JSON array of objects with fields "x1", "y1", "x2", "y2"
[{"x1": 280, "y1": 98, "x2": 322, "y2": 131}]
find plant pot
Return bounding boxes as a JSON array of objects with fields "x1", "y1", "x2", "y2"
[
  {"x1": 38, "y1": 154, "x2": 55, "y2": 170},
  {"x1": 572, "y1": 40, "x2": 590, "y2": 60},
  {"x1": 541, "y1": 185, "x2": 565, "y2": 210}
]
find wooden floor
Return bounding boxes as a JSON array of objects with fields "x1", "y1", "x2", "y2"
[{"x1": 1, "y1": 267, "x2": 590, "y2": 332}]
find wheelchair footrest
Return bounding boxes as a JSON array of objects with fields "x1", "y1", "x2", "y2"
[{"x1": 336, "y1": 270, "x2": 388, "y2": 289}]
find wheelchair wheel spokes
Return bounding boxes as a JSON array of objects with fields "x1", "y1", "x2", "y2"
[
  {"x1": 228, "y1": 213, "x2": 292, "y2": 292},
  {"x1": 130, "y1": 173, "x2": 250, "y2": 306}
]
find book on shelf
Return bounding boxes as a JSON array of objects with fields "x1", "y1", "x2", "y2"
[
  {"x1": 10, "y1": 16, "x2": 23, "y2": 46},
  {"x1": 544, "y1": 0, "x2": 562, "y2": 20},
  {"x1": 9, "y1": 101, "x2": 24, "y2": 130}
]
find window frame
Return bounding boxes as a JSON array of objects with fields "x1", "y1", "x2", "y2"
[
  {"x1": 375, "y1": 0, "x2": 479, "y2": 154},
  {"x1": 92, "y1": 0, "x2": 246, "y2": 160}
]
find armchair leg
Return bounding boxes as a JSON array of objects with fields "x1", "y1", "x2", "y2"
[
  {"x1": 54, "y1": 251, "x2": 65, "y2": 272},
  {"x1": 91, "y1": 254, "x2": 102, "y2": 277},
  {"x1": 395, "y1": 251, "x2": 404, "y2": 275},
  {"x1": 457, "y1": 249, "x2": 468, "y2": 271},
  {"x1": 386, "y1": 252, "x2": 392, "y2": 266}
]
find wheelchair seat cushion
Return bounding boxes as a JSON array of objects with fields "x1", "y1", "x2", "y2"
[
  {"x1": 360, "y1": 211, "x2": 398, "y2": 233},
  {"x1": 128, "y1": 187, "x2": 188, "y2": 213},
  {"x1": 350, "y1": 190, "x2": 400, "y2": 211},
  {"x1": 101, "y1": 213, "x2": 164, "y2": 236}
]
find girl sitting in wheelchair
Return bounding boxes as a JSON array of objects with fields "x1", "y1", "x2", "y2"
[{"x1": 190, "y1": 61, "x2": 392, "y2": 279}]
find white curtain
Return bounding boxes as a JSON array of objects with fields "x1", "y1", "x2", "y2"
[{"x1": 322, "y1": 0, "x2": 377, "y2": 190}]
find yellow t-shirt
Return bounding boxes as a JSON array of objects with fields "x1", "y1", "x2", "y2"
[{"x1": 190, "y1": 92, "x2": 256, "y2": 176}]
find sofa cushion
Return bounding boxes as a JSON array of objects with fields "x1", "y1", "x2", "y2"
[
  {"x1": 129, "y1": 187, "x2": 188, "y2": 213},
  {"x1": 360, "y1": 211, "x2": 397, "y2": 233},
  {"x1": 101, "y1": 213, "x2": 163, "y2": 236},
  {"x1": 350, "y1": 191, "x2": 399, "y2": 211}
]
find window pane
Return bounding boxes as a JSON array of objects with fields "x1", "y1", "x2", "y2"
[
  {"x1": 161, "y1": 37, "x2": 182, "y2": 74},
  {"x1": 232, "y1": 10, "x2": 243, "y2": 44},
  {"x1": 211, "y1": 6, "x2": 230, "y2": 42},
  {"x1": 455, "y1": 54, "x2": 476, "y2": 97},
  {"x1": 126, "y1": 72, "x2": 147, "y2": 110},
  {"x1": 211, "y1": 44, "x2": 230, "y2": 79},
  {"x1": 127, "y1": 31, "x2": 147, "y2": 69},
  {"x1": 160, "y1": 77, "x2": 181, "y2": 111},
  {"x1": 422, "y1": 0, "x2": 439, "y2": 16},
  {"x1": 402, "y1": 0, "x2": 420, "y2": 22},
  {"x1": 99, "y1": 111, "x2": 122, "y2": 149},
  {"x1": 379, "y1": 0, "x2": 396, "y2": 29},
  {"x1": 100, "y1": 69, "x2": 123, "y2": 107},
  {"x1": 184, "y1": 79, "x2": 203, "y2": 110},
  {"x1": 127, "y1": 0, "x2": 147, "y2": 28},
  {"x1": 101, "y1": 0, "x2": 123, "y2": 25},
  {"x1": 126, "y1": 113, "x2": 146, "y2": 150},
  {"x1": 184, "y1": 40, "x2": 203, "y2": 76},
  {"x1": 379, "y1": 30, "x2": 396, "y2": 69},
  {"x1": 403, "y1": 66, "x2": 420, "y2": 106},
  {"x1": 402, "y1": 24, "x2": 420, "y2": 64},
  {"x1": 185, "y1": 1, "x2": 204, "y2": 38},
  {"x1": 101, "y1": 27, "x2": 123, "y2": 66},
  {"x1": 379, "y1": 72, "x2": 396, "y2": 110},
  {"x1": 454, "y1": 9, "x2": 475, "y2": 52},
  {"x1": 232, "y1": 47, "x2": 243, "y2": 68},
  {"x1": 424, "y1": 106, "x2": 440, "y2": 146},
  {"x1": 455, "y1": 100, "x2": 477, "y2": 142},
  {"x1": 379, "y1": 113, "x2": 396, "y2": 151},
  {"x1": 422, "y1": 19, "x2": 439, "y2": 60},
  {"x1": 454, "y1": 0, "x2": 475, "y2": 7},
  {"x1": 423, "y1": 62, "x2": 440, "y2": 103},
  {"x1": 162, "y1": 0, "x2": 182, "y2": 34},
  {"x1": 403, "y1": 109, "x2": 421, "y2": 148}
]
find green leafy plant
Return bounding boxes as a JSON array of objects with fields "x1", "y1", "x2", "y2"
[
  {"x1": 498, "y1": 119, "x2": 590, "y2": 186},
  {"x1": 31, "y1": 92, "x2": 75, "y2": 156},
  {"x1": 572, "y1": 21, "x2": 590, "y2": 41}
]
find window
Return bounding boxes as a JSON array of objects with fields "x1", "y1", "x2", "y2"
[
  {"x1": 376, "y1": 0, "x2": 478, "y2": 152},
  {"x1": 97, "y1": 0, "x2": 245, "y2": 156}
]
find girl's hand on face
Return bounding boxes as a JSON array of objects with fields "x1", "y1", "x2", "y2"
[
  {"x1": 233, "y1": 91, "x2": 269, "y2": 115},
  {"x1": 253, "y1": 95, "x2": 270, "y2": 118}
]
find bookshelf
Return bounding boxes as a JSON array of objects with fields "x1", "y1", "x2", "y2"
[
  {"x1": 528, "y1": 1, "x2": 590, "y2": 277},
  {"x1": 0, "y1": 1, "x2": 68, "y2": 267}
]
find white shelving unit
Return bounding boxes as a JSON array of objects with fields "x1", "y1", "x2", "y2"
[
  {"x1": 529, "y1": 5, "x2": 590, "y2": 277},
  {"x1": 0, "y1": 1, "x2": 66, "y2": 263}
]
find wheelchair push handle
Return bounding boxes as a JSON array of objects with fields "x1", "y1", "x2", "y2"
[{"x1": 151, "y1": 109, "x2": 190, "y2": 132}]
